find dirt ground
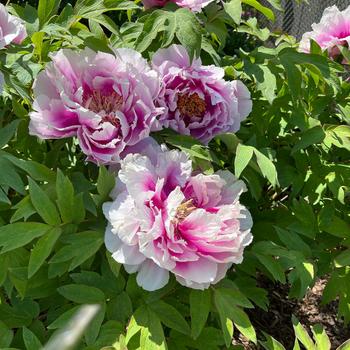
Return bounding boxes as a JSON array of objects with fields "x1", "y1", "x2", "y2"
[{"x1": 233, "y1": 277, "x2": 350, "y2": 349}]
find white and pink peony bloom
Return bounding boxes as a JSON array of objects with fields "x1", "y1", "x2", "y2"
[
  {"x1": 152, "y1": 45, "x2": 252, "y2": 144},
  {"x1": 0, "y1": 4, "x2": 27, "y2": 48},
  {"x1": 103, "y1": 139, "x2": 253, "y2": 291},
  {"x1": 142, "y1": 0, "x2": 213, "y2": 13},
  {"x1": 299, "y1": 5, "x2": 350, "y2": 60},
  {"x1": 29, "y1": 48, "x2": 162, "y2": 164}
]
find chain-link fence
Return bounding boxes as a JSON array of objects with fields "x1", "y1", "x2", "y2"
[{"x1": 262, "y1": 0, "x2": 349, "y2": 39}]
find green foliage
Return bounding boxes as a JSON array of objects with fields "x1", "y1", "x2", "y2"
[{"x1": 0, "y1": 0, "x2": 349, "y2": 349}]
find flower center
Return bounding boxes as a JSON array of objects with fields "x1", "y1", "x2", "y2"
[
  {"x1": 175, "y1": 199, "x2": 196, "y2": 221},
  {"x1": 84, "y1": 89, "x2": 123, "y2": 128},
  {"x1": 87, "y1": 90, "x2": 123, "y2": 114},
  {"x1": 101, "y1": 114, "x2": 121, "y2": 128},
  {"x1": 177, "y1": 93, "x2": 206, "y2": 119}
]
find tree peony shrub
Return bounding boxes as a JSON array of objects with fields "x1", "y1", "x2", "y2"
[
  {"x1": 0, "y1": 4, "x2": 27, "y2": 48},
  {"x1": 0, "y1": 1, "x2": 349, "y2": 349},
  {"x1": 103, "y1": 139, "x2": 252, "y2": 291},
  {"x1": 299, "y1": 5, "x2": 350, "y2": 61},
  {"x1": 29, "y1": 48, "x2": 162, "y2": 164},
  {"x1": 153, "y1": 44, "x2": 252, "y2": 143}
]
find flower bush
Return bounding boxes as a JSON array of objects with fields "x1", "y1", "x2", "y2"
[{"x1": 0, "y1": 0, "x2": 349, "y2": 349}]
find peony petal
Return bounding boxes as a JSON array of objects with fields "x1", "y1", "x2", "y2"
[{"x1": 136, "y1": 260, "x2": 169, "y2": 291}]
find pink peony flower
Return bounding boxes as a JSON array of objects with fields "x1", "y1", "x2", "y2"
[
  {"x1": 299, "y1": 5, "x2": 350, "y2": 61},
  {"x1": 103, "y1": 140, "x2": 253, "y2": 291},
  {"x1": 142, "y1": 0, "x2": 213, "y2": 13},
  {"x1": 29, "y1": 48, "x2": 162, "y2": 164},
  {"x1": 0, "y1": 4, "x2": 27, "y2": 48},
  {"x1": 152, "y1": 45, "x2": 252, "y2": 144}
]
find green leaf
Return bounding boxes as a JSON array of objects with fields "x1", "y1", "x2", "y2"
[
  {"x1": 0, "y1": 120, "x2": 21, "y2": 148},
  {"x1": 11, "y1": 196, "x2": 36, "y2": 223},
  {"x1": 28, "y1": 227, "x2": 62, "y2": 278},
  {"x1": 47, "y1": 306, "x2": 80, "y2": 329},
  {"x1": 0, "y1": 157, "x2": 25, "y2": 194},
  {"x1": 242, "y1": 0, "x2": 275, "y2": 21},
  {"x1": 28, "y1": 178, "x2": 61, "y2": 226},
  {"x1": 234, "y1": 144, "x2": 254, "y2": 178},
  {"x1": 334, "y1": 249, "x2": 350, "y2": 268},
  {"x1": 6, "y1": 155, "x2": 55, "y2": 182},
  {"x1": 97, "y1": 166, "x2": 115, "y2": 200},
  {"x1": 311, "y1": 324, "x2": 331, "y2": 350},
  {"x1": 140, "y1": 308, "x2": 167, "y2": 350},
  {"x1": 258, "y1": 65, "x2": 277, "y2": 104},
  {"x1": 128, "y1": 306, "x2": 167, "y2": 350},
  {"x1": 57, "y1": 284, "x2": 105, "y2": 304},
  {"x1": 38, "y1": 0, "x2": 61, "y2": 27},
  {"x1": 254, "y1": 253, "x2": 286, "y2": 283},
  {"x1": 135, "y1": 10, "x2": 174, "y2": 53},
  {"x1": 163, "y1": 133, "x2": 216, "y2": 163},
  {"x1": 253, "y1": 148, "x2": 278, "y2": 187},
  {"x1": 230, "y1": 304, "x2": 256, "y2": 344},
  {"x1": 85, "y1": 302, "x2": 106, "y2": 345},
  {"x1": 149, "y1": 300, "x2": 190, "y2": 335},
  {"x1": 50, "y1": 231, "x2": 103, "y2": 270},
  {"x1": 292, "y1": 316, "x2": 315, "y2": 350},
  {"x1": 214, "y1": 289, "x2": 235, "y2": 346},
  {"x1": 56, "y1": 170, "x2": 75, "y2": 223},
  {"x1": 259, "y1": 331, "x2": 286, "y2": 350},
  {"x1": 224, "y1": 0, "x2": 242, "y2": 25},
  {"x1": 0, "y1": 321, "x2": 13, "y2": 348},
  {"x1": 23, "y1": 327, "x2": 42, "y2": 350},
  {"x1": 0, "y1": 222, "x2": 50, "y2": 253},
  {"x1": 337, "y1": 339, "x2": 350, "y2": 350},
  {"x1": 292, "y1": 126, "x2": 326, "y2": 153},
  {"x1": 175, "y1": 8, "x2": 202, "y2": 61},
  {"x1": 189, "y1": 289, "x2": 211, "y2": 339},
  {"x1": 238, "y1": 18, "x2": 270, "y2": 41},
  {"x1": 214, "y1": 288, "x2": 257, "y2": 344}
]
